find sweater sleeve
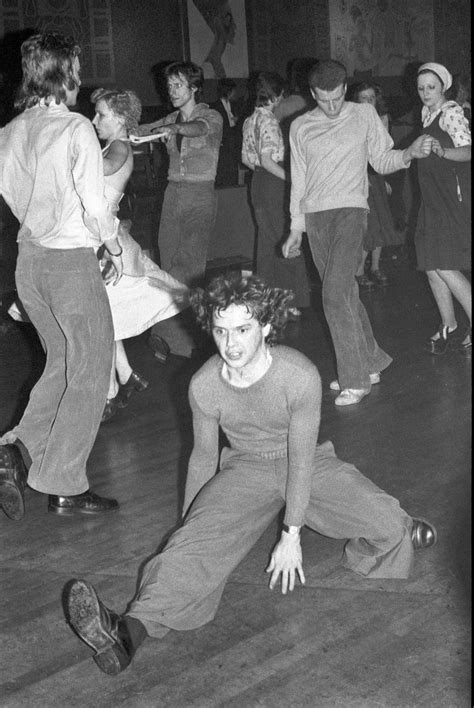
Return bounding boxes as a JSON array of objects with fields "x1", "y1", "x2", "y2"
[
  {"x1": 284, "y1": 364, "x2": 322, "y2": 526},
  {"x1": 289, "y1": 119, "x2": 307, "y2": 232},
  {"x1": 183, "y1": 379, "x2": 220, "y2": 516},
  {"x1": 366, "y1": 104, "x2": 408, "y2": 175}
]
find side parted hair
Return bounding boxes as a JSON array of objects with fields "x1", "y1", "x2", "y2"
[
  {"x1": 15, "y1": 32, "x2": 80, "y2": 110},
  {"x1": 165, "y1": 61, "x2": 204, "y2": 101},
  {"x1": 90, "y1": 88, "x2": 142, "y2": 133},
  {"x1": 255, "y1": 71, "x2": 285, "y2": 107},
  {"x1": 190, "y1": 272, "x2": 294, "y2": 345},
  {"x1": 308, "y1": 59, "x2": 347, "y2": 92}
]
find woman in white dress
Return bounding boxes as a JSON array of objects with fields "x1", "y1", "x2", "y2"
[{"x1": 90, "y1": 88, "x2": 189, "y2": 421}]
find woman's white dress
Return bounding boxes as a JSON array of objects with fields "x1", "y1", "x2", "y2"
[{"x1": 103, "y1": 182, "x2": 188, "y2": 341}]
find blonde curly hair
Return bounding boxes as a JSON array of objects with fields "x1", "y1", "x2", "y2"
[{"x1": 90, "y1": 88, "x2": 142, "y2": 133}]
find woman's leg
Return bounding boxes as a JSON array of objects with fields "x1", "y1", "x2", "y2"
[
  {"x1": 437, "y1": 269, "x2": 471, "y2": 334},
  {"x1": 370, "y1": 246, "x2": 382, "y2": 272},
  {"x1": 107, "y1": 345, "x2": 119, "y2": 400},
  {"x1": 426, "y1": 269, "x2": 458, "y2": 337},
  {"x1": 114, "y1": 340, "x2": 133, "y2": 386}
]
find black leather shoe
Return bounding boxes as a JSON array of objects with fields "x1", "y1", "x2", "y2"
[
  {"x1": 116, "y1": 371, "x2": 149, "y2": 408},
  {"x1": 48, "y1": 490, "x2": 119, "y2": 515},
  {"x1": 0, "y1": 444, "x2": 28, "y2": 521},
  {"x1": 411, "y1": 518, "x2": 437, "y2": 550},
  {"x1": 67, "y1": 579, "x2": 133, "y2": 675},
  {"x1": 101, "y1": 397, "x2": 120, "y2": 424},
  {"x1": 148, "y1": 333, "x2": 170, "y2": 364}
]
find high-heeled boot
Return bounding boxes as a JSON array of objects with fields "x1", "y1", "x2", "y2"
[{"x1": 116, "y1": 371, "x2": 149, "y2": 408}]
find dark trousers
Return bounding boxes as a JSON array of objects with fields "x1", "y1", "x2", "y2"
[
  {"x1": 251, "y1": 168, "x2": 309, "y2": 307},
  {"x1": 306, "y1": 208, "x2": 392, "y2": 389},
  {"x1": 158, "y1": 181, "x2": 217, "y2": 287}
]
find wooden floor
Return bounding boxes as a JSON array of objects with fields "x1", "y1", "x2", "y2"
[{"x1": 0, "y1": 252, "x2": 471, "y2": 707}]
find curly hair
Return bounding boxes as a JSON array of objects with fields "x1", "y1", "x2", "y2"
[
  {"x1": 189, "y1": 272, "x2": 294, "y2": 346},
  {"x1": 90, "y1": 88, "x2": 142, "y2": 133},
  {"x1": 15, "y1": 32, "x2": 81, "y2": 110}
]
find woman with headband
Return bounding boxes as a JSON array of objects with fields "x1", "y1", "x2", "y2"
[{"x1": 415, "y1": 62, "x2": 471, "y2": 356}]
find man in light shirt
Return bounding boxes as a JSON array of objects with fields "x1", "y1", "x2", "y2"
[
  {"x1": 283, "y1": 60, "x2": 433, "y2": 406},
  {"x1": 0, "y1": 32, "x2": 122, "y2": 519}
]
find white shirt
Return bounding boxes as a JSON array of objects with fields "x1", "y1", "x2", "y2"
[{"x1": 0, "y1": 101, "x2": 116, "y2": 248}]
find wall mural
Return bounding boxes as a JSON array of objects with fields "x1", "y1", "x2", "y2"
[
  {"x1": 329, "y1": 0, "x2": 435, "y2": 77},
  {"x1": 0, "y1": 0, "x2": 115, "y2": 82},
  {"x1": 187, "y1": 0, "x2": 249, "y2": 79}
]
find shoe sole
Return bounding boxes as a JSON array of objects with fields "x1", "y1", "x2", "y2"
[
  {"x1": 334, "y1": 390, "x2": 370, "y2": 406},
  {"x1": 68, "y1": 581, "x2": 123, "y2": 675},
  {"x1": 48, "y1": 504, "x2": 119, "y2": 516},
  {"x1": 330, "y1": 375, "x2": 380, "y2": 392},
  {"x1": 0, "y1": 480, "x2": 25, "y2": 521}
]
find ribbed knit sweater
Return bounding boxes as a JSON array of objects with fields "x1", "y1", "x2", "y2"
[
  {"x1": 289, "y1": 101, "x2": 408, "y2": 231},
  {"x1": 184, "y1": 346, "x2": 322, "y2": 526}
]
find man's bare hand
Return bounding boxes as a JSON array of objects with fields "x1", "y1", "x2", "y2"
[
  {"x1": 282, "y1": 230, "x2": 303, "y2": 259},
  {"x1": 403, "y1": 134, "x2": 433, "y2": 163},
  {"x1": 266, "y1": 531, "x2": 306, "y2": 594}
]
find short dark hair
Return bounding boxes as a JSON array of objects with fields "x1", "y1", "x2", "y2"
[
  {"x1": 190, "y1": 272, "x2": 294, "y2": 345},
  {"x1": 165, "y1": 61, "x2": 204, "y2": 101},
  {"x1": 309, "y1": 59, "x2": 347, "y2": 92},
  {"x1": 15, "y1": 32, "x2": 80, "y2": 110},
  {"x1": 90, "y1": 88, "x2": 142, "y2": 132},
  {"x1": 255, "y1": 71, "x2": 286, "y2": 107},
  {"x1": 217, "y1": 78, "x2": 236, "y2": 99}
]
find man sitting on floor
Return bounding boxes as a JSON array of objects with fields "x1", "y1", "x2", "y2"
[{"x1": 65, "y1": 272, "x2": 437, "y2": 675}]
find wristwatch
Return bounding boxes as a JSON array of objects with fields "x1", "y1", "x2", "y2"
[{"x1": 282, "y1": 523, "x2": 301, "y2": 535}]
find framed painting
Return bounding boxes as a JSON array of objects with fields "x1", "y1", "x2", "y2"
[{"x1": 184, "y1": 0, "x2": 249, "y2": 79}]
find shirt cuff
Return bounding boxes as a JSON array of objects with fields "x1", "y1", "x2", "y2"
[{"x1": 290, "y1": 215, "x2": 306, "y2": 232}]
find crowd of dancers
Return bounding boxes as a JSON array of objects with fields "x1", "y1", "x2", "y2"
[{"x1": 0, "y1": 30, "x2": 470, "y2": 676}]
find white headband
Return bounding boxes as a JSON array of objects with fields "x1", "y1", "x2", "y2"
[{"x1": 418, "y1": 62, "x2": 453, "y2": 91}]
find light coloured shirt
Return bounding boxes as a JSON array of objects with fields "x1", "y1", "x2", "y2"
[
  {"x1": 289, "y1": 101, "x2": 409, "y2": 231},
  {"x1": 242, "y1": 106, "x2": 285, "y2": 168},
  {"x1": 421, "y1": 101, "x2": 471, "y2": 146},
  {"x1": 0, "y1": 101, "x2": 116, "y2": 248},
  {"x1": 185, "y1": 346, "x2": 322, "y2": 527}
]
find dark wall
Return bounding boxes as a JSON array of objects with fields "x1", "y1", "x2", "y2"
[{"x1": 0, "y1": 0, "x2": 471, "y2": 116}]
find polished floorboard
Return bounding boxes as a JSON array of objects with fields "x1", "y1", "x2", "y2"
[{"x1": 0, "y1": 254, "x2": 471, "y2": 707}]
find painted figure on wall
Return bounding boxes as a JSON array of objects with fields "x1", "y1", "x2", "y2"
[{"x1": 192, "y1": 0, "x2": 236, "y2": 79}]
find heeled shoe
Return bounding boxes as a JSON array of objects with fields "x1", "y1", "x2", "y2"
[
  {"x1": 356, "y1": 274, "x2": 375, "y2": 291},
  {"x1": 116, "y1": 371, "x2": 149, "y2": 408},
  {"x1": 101, "y1": 397, "x2": 120, "y2": 423},
  {"x1": 67, "y1": 580, "x2": 135, "y2": 675},
  {"x1": 423, "y1": 324, "x2": 461, "y2": 355},
  {"x1": 452, "y1": 327, "x2": 472, "y2": 357},
  {"x1": 148, "y1": 333, "x2": 171, "y2": 364},
  {"x1": 370, "y1": 269, "x2": 389, "y2": 286}
]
